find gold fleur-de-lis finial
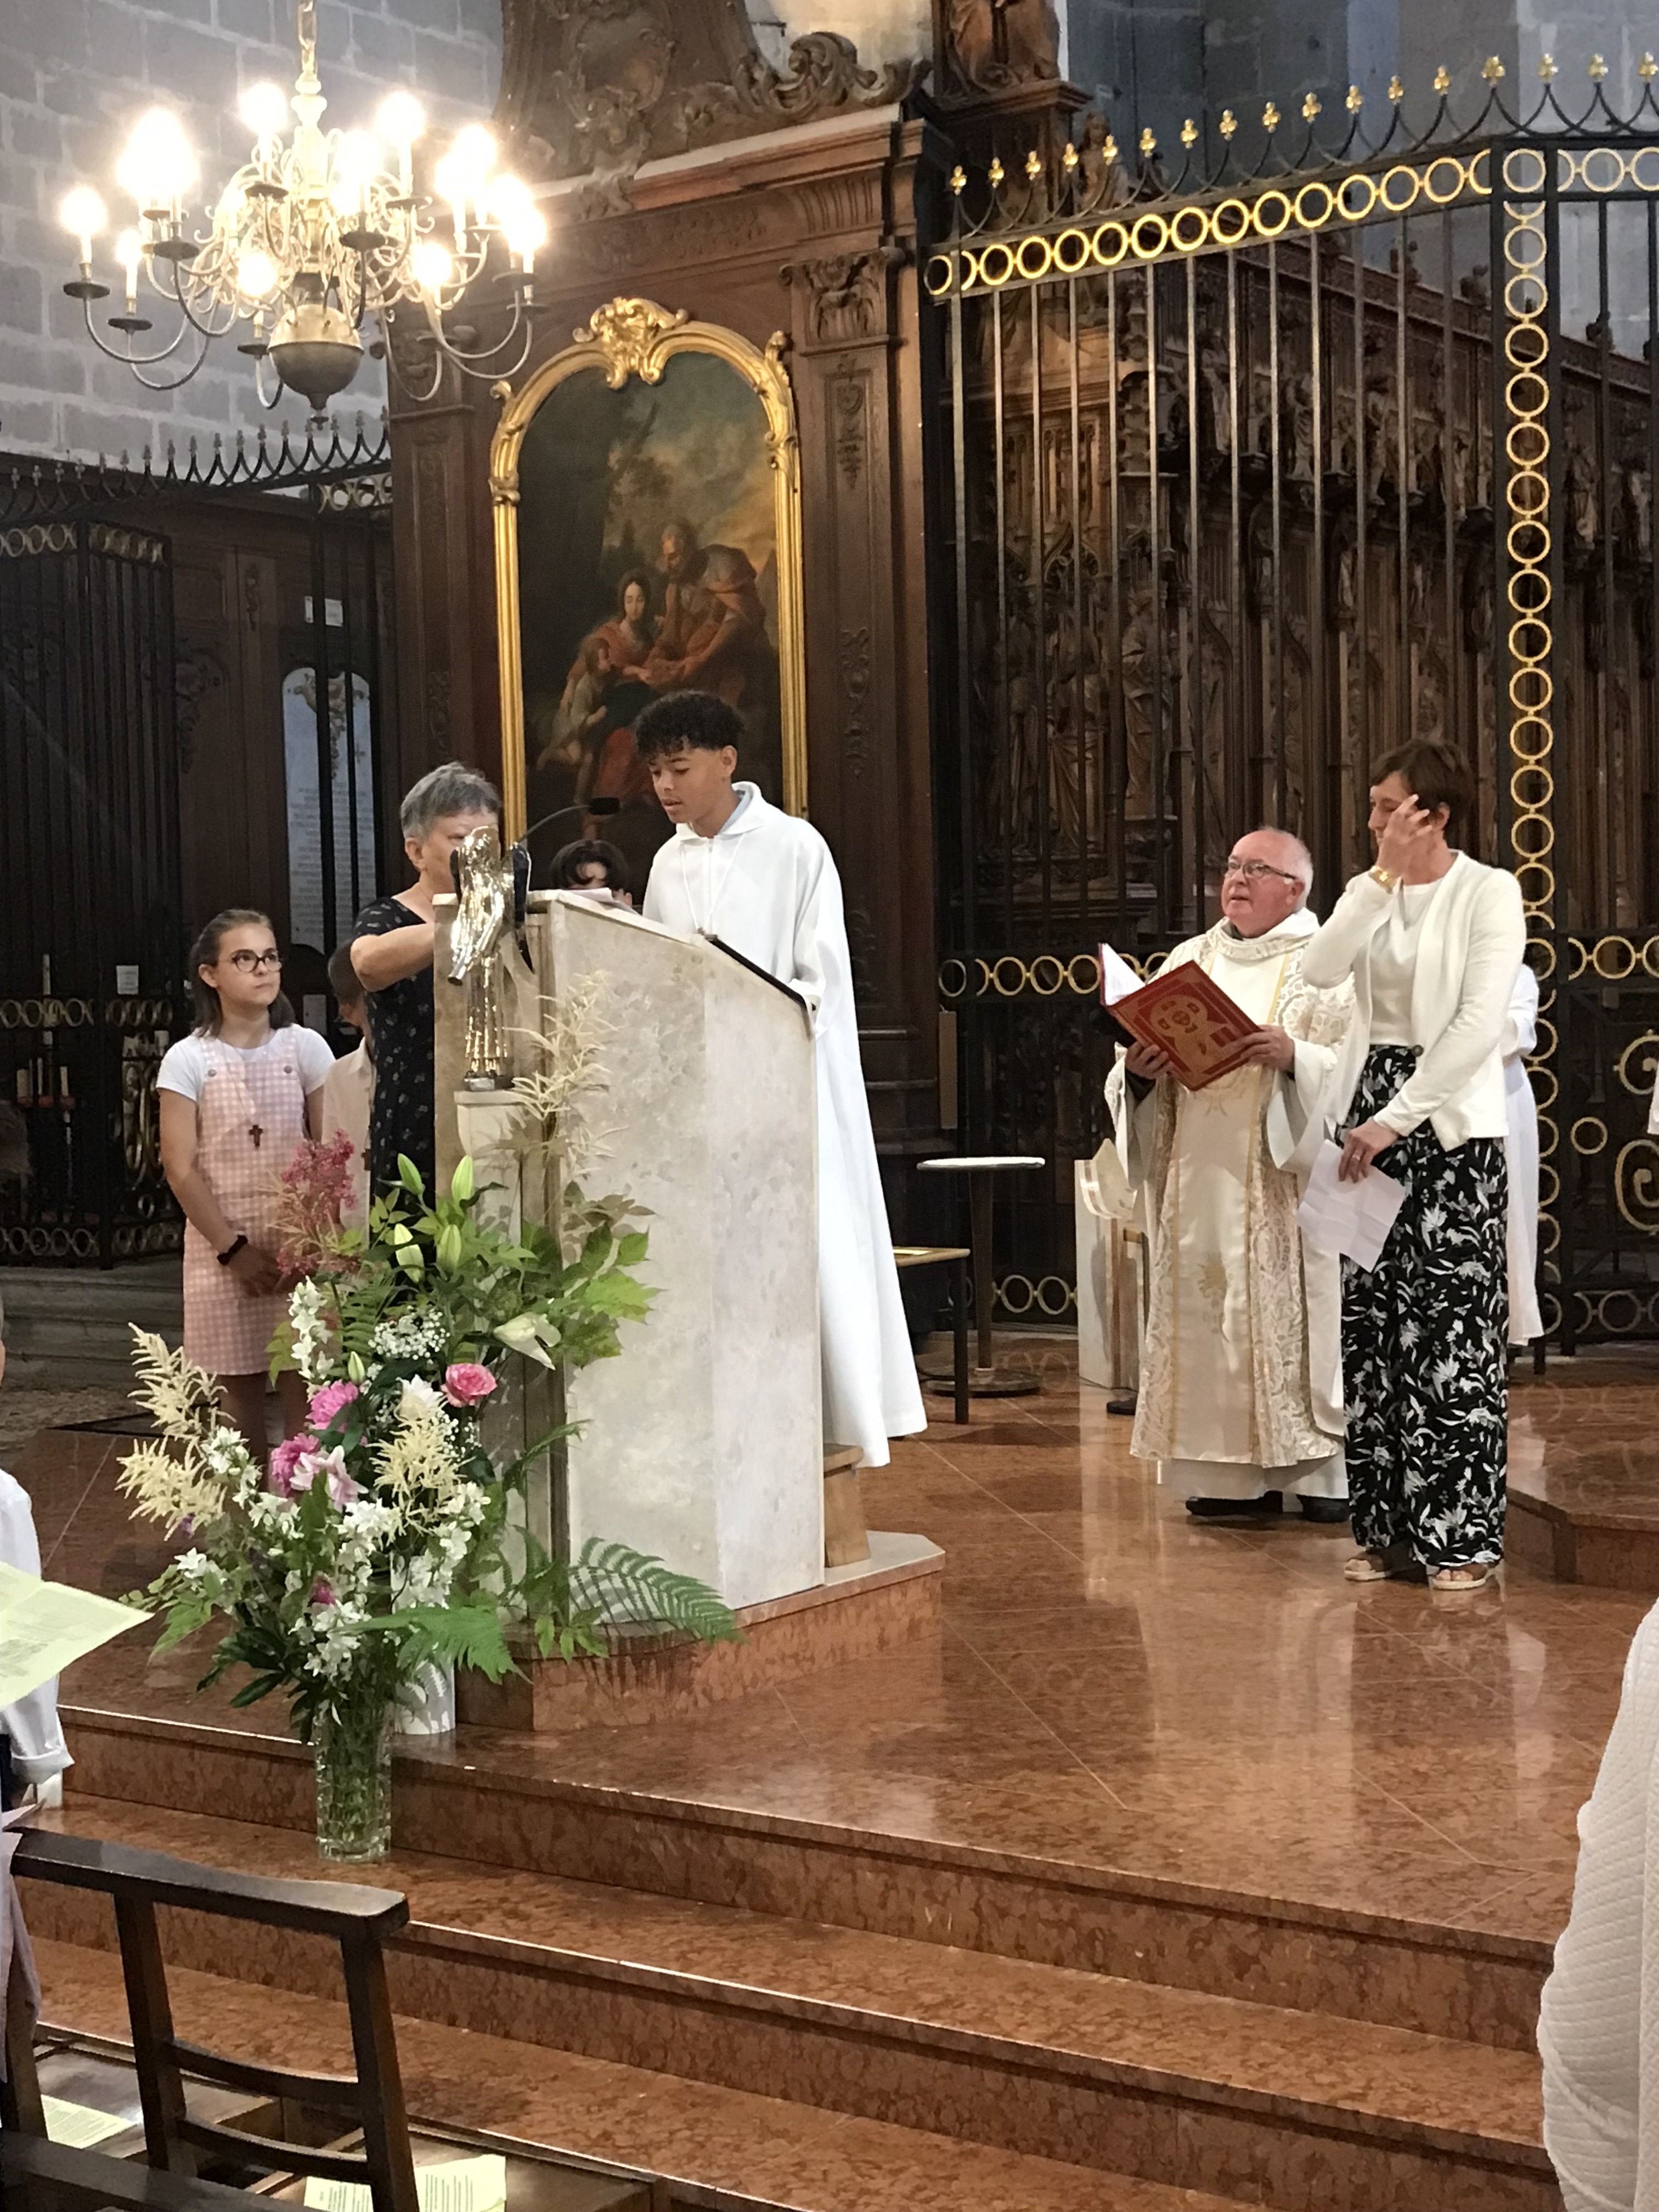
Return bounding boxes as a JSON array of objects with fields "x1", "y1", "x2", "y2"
[
  {"x1": 1181, "y1": 116, "x2": 1198, "y2": 146},
  {"x1": 1482, "y1": 55, "x2": 1505, "y2": 82},
  {"x1": 1139, "y1": 126, "x2": 1156, "y2": 156},
  {"x1": 1262, "y1": 100, "x2": 1280, "y2": 129},
  {"x1": 1220, "y1": 108, "x2": 1238, "y2": 139},
  {"x1": 1537, "y1": 53, "x2": 1557, "y2": 81},
  {"x1": 1062, "y1": 138, "x2": 1079, "y2": 169},
  {"x1": 1302, "y1": 91, "x2": 1321, "y2": 121},
  {"x1": 1102, "y1": 133, "x2": 1119, "y2": 163},
  {"x1": 1589, "y1": 53, "x2": 1609, "y2": 81},
  {"x1": 1388, "y1": 74, "x2": 1404, "y2": 102},
  {"x1": 1025, "y1": 148, "x2": 1042, "y2": 179},
  {"x1": 1433, "y1": 65, "x2": 1451, "y2": 94},
  {"x1": 1346, "y1": 83, "x2": 1363, "y2": 112},
  {"x1": 1641, "y1": 52, "x2": 1658, "y2": 81},
  {"x1": 988, "y1": 155, "x2": 1005, "y2": 185},
  {"x1": 949, "y1": 164, "x2": 967, "y2": 195}
]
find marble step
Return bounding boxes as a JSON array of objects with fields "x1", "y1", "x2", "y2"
[
  {"x1": 0, "y1": 1259, "x2": 181, "y2": 1386},
  {"x1": 58, "y1": 1691, "x2": 1551, "y2": 2053},
  {"x1": 23, "y1": 1798, "x2": 1559, "y2": 2212},
  {"x1": 32, "y1": 1936, "x2": 1248, "y2": 2212}
]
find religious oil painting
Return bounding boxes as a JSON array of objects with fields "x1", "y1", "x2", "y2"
[{"x1": 492, "y1": 299, "x2": 806, "y2": 895}]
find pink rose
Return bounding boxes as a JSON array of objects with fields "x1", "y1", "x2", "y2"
[
  {"x1": 289, "y1": 1444, "x2": 360, "y2": 1509},
  {"x1": 268, "y1": 1433, "x2": 319, "y2": 1498},
  {"x1": 310, "y1": 1577, "x2": 337, "y2": 1608},
  {"x1": 308, "y1": 1380, "x2": 360, "y2": 1428},
  {"x1": 442, "y1": 1362, "x2": 497, "y2": 1410}
]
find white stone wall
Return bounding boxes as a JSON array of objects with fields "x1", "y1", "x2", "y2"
[{"x1": 0, "y1": 0, "x2": 500, "y2": 462}]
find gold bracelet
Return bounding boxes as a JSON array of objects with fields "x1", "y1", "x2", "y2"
[{"x1": 1368, "y1": 864, "x2": 1397, "y2": 891}]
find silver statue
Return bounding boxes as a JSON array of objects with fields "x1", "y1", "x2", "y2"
[{"x1": 449, "y1": 824, "x2": 512, "y2": 1089}]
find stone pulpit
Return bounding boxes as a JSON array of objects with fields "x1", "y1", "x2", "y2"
[{"x1": 434, "y1": 888, "x2": 824, "y2": 1611}]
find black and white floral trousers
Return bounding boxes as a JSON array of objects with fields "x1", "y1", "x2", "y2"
[{"x1": 1340, "y1": 1045, "x2": 1509, "y2": 1570}]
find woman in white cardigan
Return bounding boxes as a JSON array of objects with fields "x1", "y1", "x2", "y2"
[{"x1": 1300, "y1": 741, "x2": 1525, "y2": 1593}]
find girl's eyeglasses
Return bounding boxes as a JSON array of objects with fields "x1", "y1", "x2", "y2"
[{"x1": 227, "y1": 950, "x2": 283, "y2": 972}]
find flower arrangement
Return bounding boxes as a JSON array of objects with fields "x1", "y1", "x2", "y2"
[{"x1": 122, "y1": 1133, "x2": 738, "y2": 1860}]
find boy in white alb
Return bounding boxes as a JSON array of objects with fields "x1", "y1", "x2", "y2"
[{"x1": 637, "y1": 692, "x2": 926, "y2": 1469}]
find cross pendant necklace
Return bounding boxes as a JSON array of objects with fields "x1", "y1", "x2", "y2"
[{"x1": 249, "y1": 1122, "x2": 264, "y2": 1149}]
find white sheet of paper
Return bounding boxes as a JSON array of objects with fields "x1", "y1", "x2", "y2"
[
  {"x1": 43, "y1": 2097, "x2": 136, "y2": 2148},
  {"x1": 0, "y1": 1562, "x2": 149, "y2": 1707},
  {"x1": 1296, "y1": 1139, "x2": 1406, "y2": 1271},
  {"x1": 303, "y1": 2156, "x2": 507, "y2": 2212},
  {"x1": 1097, "y1": 943, "x2": 1141, "y2": 1007}
]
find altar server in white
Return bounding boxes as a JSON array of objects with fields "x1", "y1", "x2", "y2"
[
  {"x1": 637, "y1": 691, "x2": 926, "y2": 1468},
  {"x1": 1501, "y1": 963, "x2": 1544, "y2": 1347},
  {"x1": 1105, "y1": 830, "x2": 1355, "y2": 1520}
]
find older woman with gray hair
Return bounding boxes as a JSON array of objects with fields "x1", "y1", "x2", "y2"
[{"x1": 349, "y1": 762, "x2": 500, "y2": 1198}]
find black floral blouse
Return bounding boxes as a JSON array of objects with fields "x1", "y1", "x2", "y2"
[{"x1": 352, "y1": 896, "x2": 435, "y2": 1200}]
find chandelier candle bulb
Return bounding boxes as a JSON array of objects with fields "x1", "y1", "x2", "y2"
[
  {"x1": 117, "y1": 230, "x2": 142, "y2": 312},
  {"x1": 239, "y1": 81, "x2": 289, "y2": 150},
  {"x1": 59, "y1": 185, "x2": 107, "y2": 269},
  {"x1": 376, "y1": 91, "x2": 424, "y2": 196}
]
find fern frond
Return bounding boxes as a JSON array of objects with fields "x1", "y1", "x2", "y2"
[
  {"x1": 567, "y1": 1539, "x2": 741, "y2": 1645},
  {"x1": 387, "y1": 1602, "x2": 516, "y2": 1681}
]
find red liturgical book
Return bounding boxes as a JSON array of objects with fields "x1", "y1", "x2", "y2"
[{"x1": 1111, "y1": 960, "x2": 1260, "y2": 1091}]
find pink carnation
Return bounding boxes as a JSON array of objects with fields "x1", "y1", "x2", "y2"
[
  {"x1": 268, "y1": 1433, "x2": 319, "y2": 1498},
  {"x1": 308, "y1": 1380, "x2": 360, "y2": 1427},
  {"x1": 310, "y1": 1577, "x2": 337, "y2": 1609},
  {"x1": 442, "y1": 1362, "x2": 497, "y2": 1409}
]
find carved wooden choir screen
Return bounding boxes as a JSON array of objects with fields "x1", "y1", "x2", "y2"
[{"x1": 927, "y1": 63, "x2": 1659, "y2": 1343}]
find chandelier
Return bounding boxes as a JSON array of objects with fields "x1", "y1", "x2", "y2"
[{"x1": 56, "y1": 0, "x2": 546, "y2": 414}]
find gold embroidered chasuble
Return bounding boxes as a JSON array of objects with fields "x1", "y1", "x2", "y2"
[{"x1": 1105, "y1": 913, "x2": 1354, "y2": 1472}]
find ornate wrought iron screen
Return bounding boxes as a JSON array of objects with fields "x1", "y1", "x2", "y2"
[
  {"x1": 0, "y1": 518, "x2": 182, "y2": 1261},
  {"x1": 927, "y1": 61, "x2": 1659, "y2": 1344}
]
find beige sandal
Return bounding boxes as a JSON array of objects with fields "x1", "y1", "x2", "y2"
[
  {"x1": 1430, "y1": 1563, "x2": 1499, "y2": 1593},
  {"x1": 1344, "y1": 1549, "x2": 1409, "y2": 1583}
]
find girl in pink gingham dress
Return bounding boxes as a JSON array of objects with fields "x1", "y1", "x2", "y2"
[{"x1": 158, "y1": 910, "x2": 335, "y2": 1452}]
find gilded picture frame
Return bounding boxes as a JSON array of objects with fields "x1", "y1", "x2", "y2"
[{"x1": 490, "y1": 296, "x2": 808, "y2": 854}]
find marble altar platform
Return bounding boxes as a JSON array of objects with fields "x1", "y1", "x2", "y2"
[{"x1": 10, "y1": 1348, "x2": 1651, "y2": 2208}]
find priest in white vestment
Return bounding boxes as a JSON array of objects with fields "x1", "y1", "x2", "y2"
[
  {"x1": 1501, "y1": 963, "x2": 1544, "y2": 1346},
  {"x1": 1104, "y1": 830, "x2": 1355, "y2": 1520},
  {"x1": 636, "y1": 691, "x2": 926, "y2": 1469}
]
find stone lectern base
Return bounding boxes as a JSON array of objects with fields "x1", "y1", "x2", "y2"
[{"x1": 454, "y1": 1531, "x2": 942, "y2": 1735}]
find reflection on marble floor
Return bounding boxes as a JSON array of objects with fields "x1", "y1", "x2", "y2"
[{"x1": 23, "y1": 1342, "x2": 1659, "y2": 1953}]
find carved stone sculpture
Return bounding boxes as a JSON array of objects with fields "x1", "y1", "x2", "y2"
[
  {"x1": 496, "y1": 0, "x2": 924, "y2": 195},
  {"x1": 936, "y1": 0, "x2": 1062, "y2": 97}
]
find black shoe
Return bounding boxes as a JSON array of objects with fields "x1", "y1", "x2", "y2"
[
  {"x1": 1184, "y1": 1492, "x2": 1283, "y2": 1519},
  {"x1": 1297, "y1": 1496, "x2": 1352, "y2": 1525},
  {"x1": 1106, "y1": 1395, "x2": 1138, "y2": 1417}
]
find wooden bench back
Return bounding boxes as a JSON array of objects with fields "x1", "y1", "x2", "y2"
[{"x1": 3, "y1": 1827, "x2": 420, "y2": 2212}]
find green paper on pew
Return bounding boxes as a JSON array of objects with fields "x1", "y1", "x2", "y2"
[
  {"x1": 0, "y1": 1561, "x2": 150, "y2": 1706},
  {"x1": 303, "y1": 2155, "x2": 507, "y2": 2212},
  {"x1": 42, "y1": 2096, "x2": 134, "y2": 2148}
]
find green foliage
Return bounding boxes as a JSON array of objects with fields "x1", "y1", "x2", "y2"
[{"x1": 517, "y1": 1533, "x2": 742, "y2": 1662}]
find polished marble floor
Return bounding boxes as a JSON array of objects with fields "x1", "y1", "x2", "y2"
[{"x1": 20, "y1": 1342, "x2": 1659, "y2": 1954}]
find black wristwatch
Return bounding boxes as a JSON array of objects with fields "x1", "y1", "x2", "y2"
[{"x1": 217, "y1": 1234, "x2": 249, "y2": 1267}]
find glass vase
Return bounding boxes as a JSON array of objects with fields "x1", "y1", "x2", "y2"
[{"x1": 313, "y1": 1695, "x2": 394, "y2": 1863}]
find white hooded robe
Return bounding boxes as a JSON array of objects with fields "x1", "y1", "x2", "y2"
[{"x1": 645, "y1": 784, "x2": 926, "y2": 1468}]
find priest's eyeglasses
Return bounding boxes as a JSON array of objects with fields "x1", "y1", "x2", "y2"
[
  {"x1": 227, "y1": 950, "x2": 283, "y2": 972},
  {"x1": 1221, "y1": 857, "x2": 1302, "y2": 885}
]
